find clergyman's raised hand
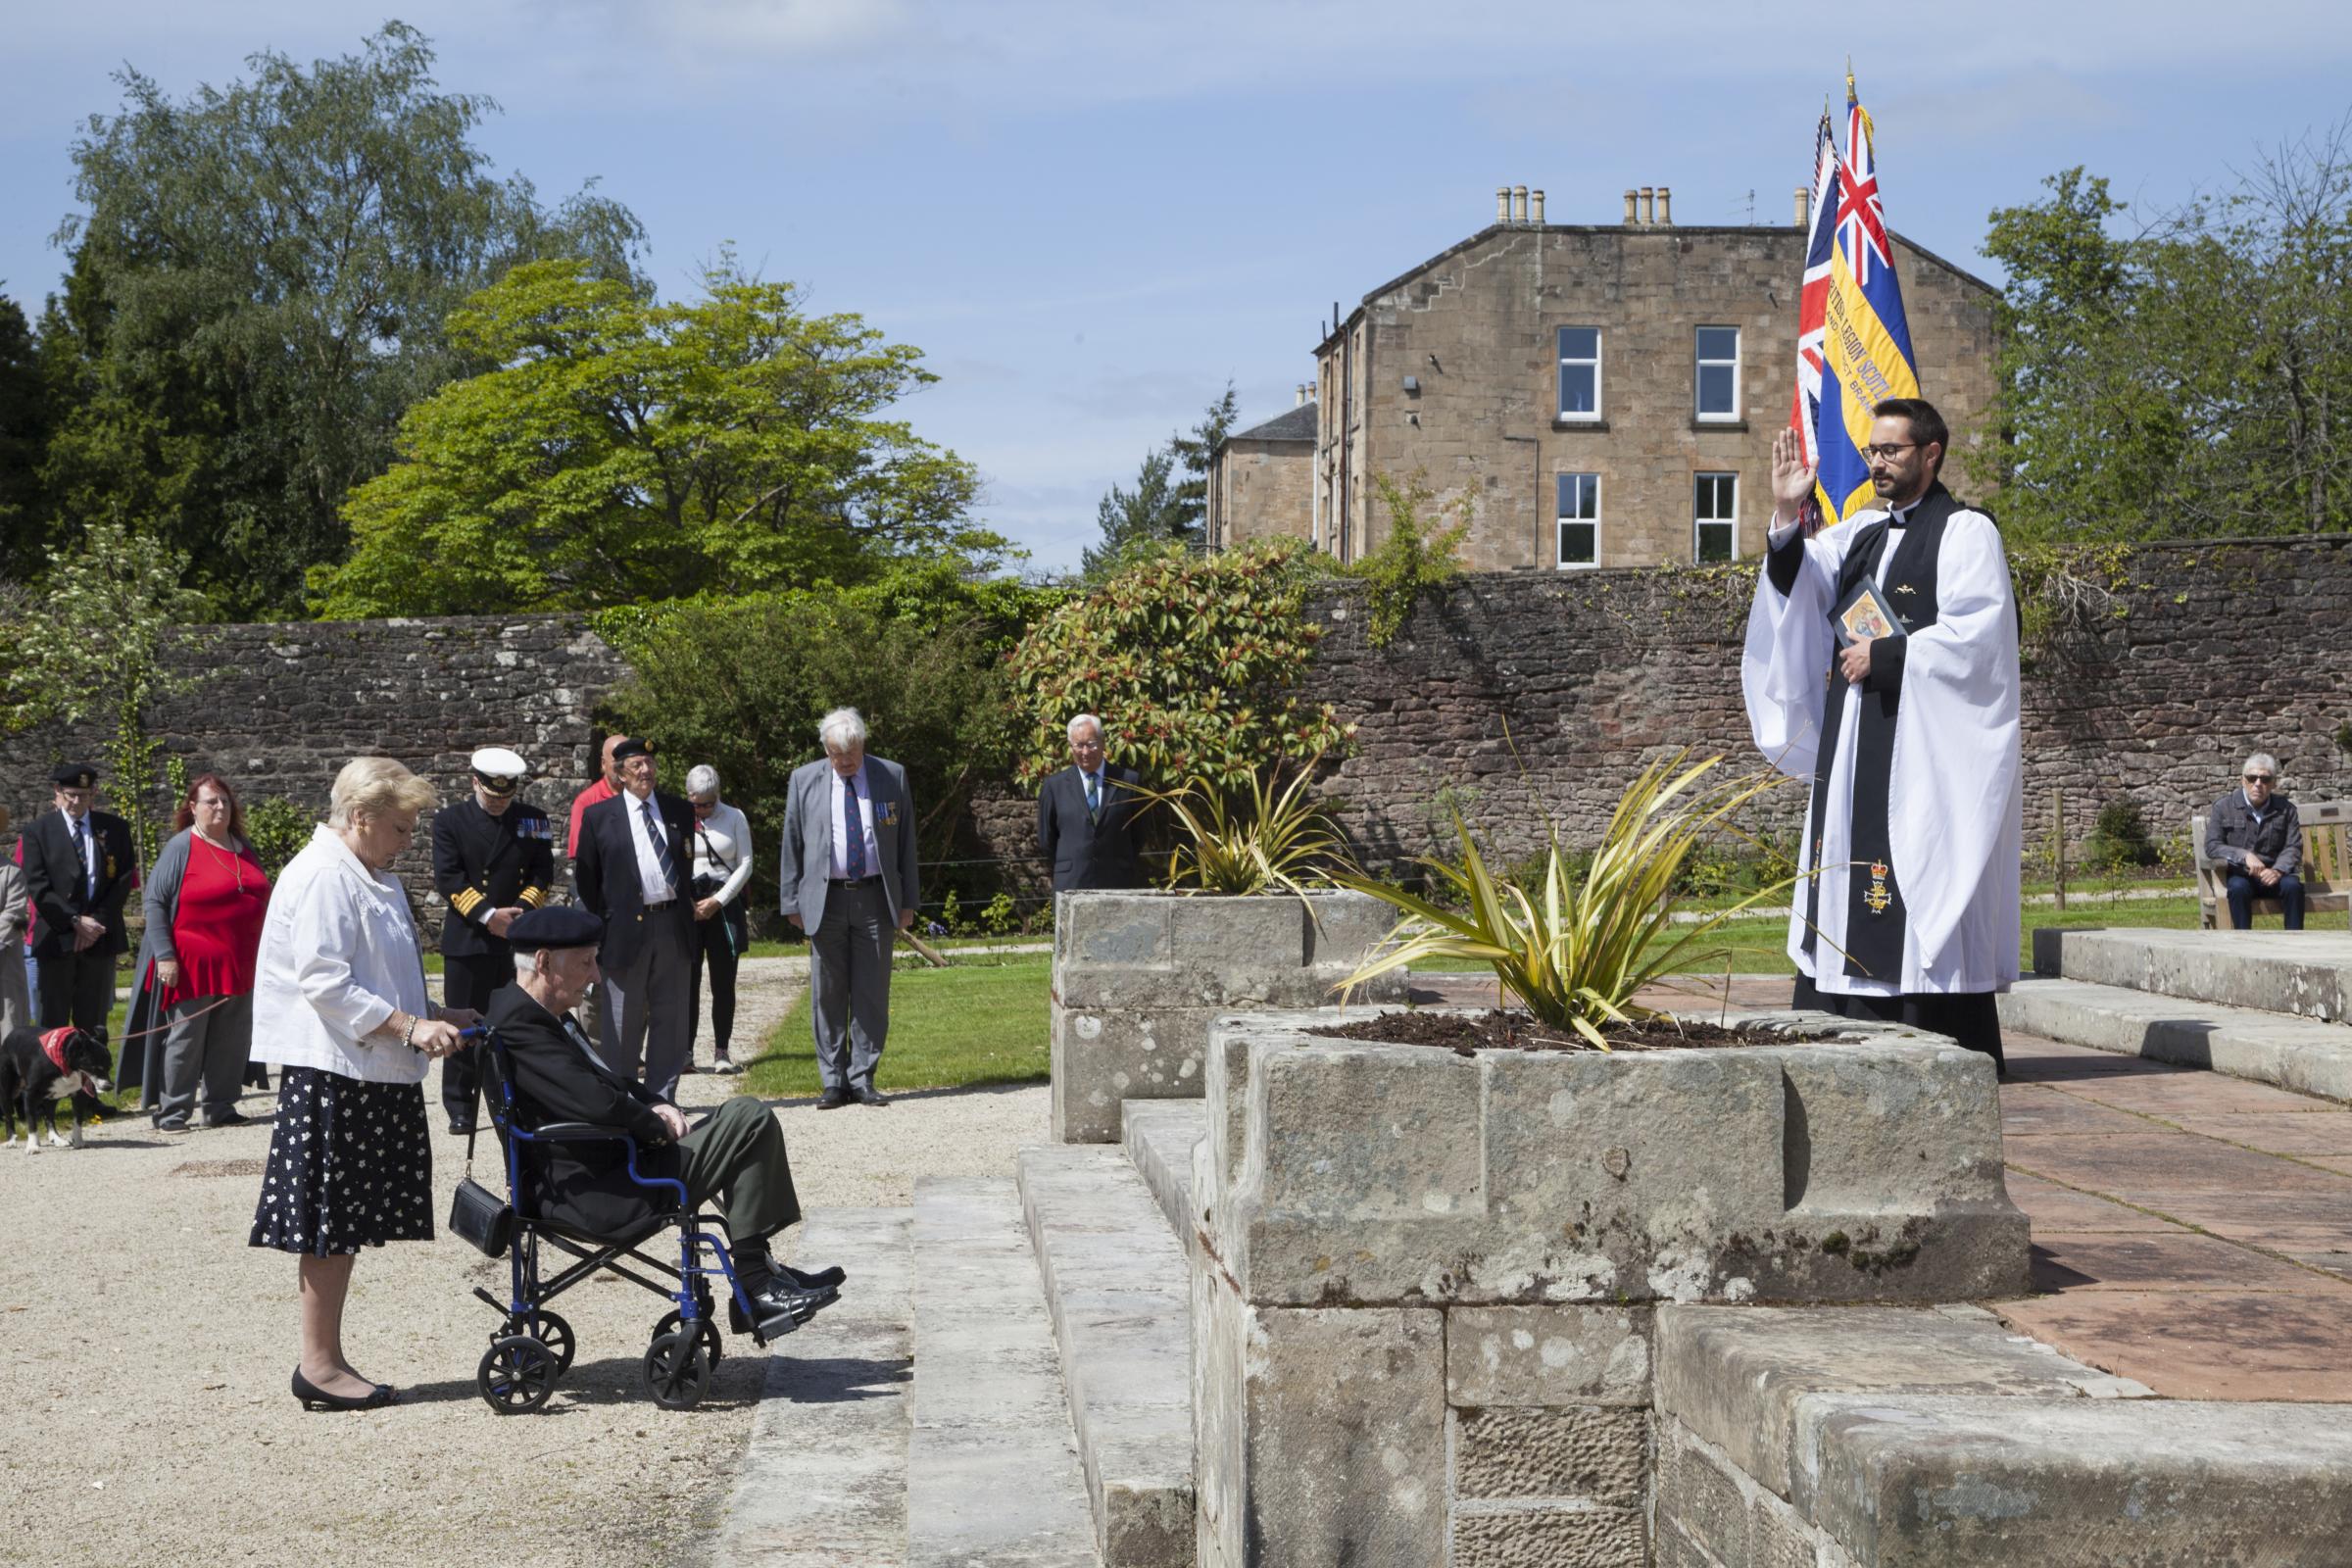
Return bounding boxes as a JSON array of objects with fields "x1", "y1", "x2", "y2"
[{"x1": 1771, "y1": 427, "x2": 1818, "y2": 531}]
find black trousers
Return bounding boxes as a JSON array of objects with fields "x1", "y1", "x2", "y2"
[
  {"x1": 37, "y1": 949, "x2": 118, "y2": 1037},
  {"x1": 440, "y1": 951, "x2": 512, "y2": 1127},
  {"x1": 689, "y1": 906, "x2": 747, "y2": 1055},
  {"x1": 1792, "y1": 973, "x2": 2006, "y2": 1071}
]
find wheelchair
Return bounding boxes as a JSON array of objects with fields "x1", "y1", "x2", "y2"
[{"x1": 465, "y1": 1026, "x2": 771, "y2": 1414}]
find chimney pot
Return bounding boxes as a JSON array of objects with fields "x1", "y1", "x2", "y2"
[
  {"x1": 1530, "y1": 188, "x2": 1545, "y2": 224},
  {"x1": 1657, "y1": 185, "x2": 1672, "y2": 225},
  {"x1": 1640, "y1": 186, "x2": 1654, "y2": 225},
  {"x1": 1496, "y1": 186, "x2": 1511, "y2": 225},
  {"x1": 1513, "y1": 184, "x2": 1529, "y2": 224},
  {"x1": 1296, "y1": 384, "x2": 1307, "y2": 407},
  {"x1": 1794, "y1": 186, "x2": 1810, "y2": 228},
  {"x1": 1623, "y1": 189, "x2": 1640, "y2": 224}
]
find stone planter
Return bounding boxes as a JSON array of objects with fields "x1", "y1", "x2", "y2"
[
  {"x1": 1048, "y1": 888, "x2": 1405, "y2": 1144},
  {"x1": 1189, "y1": 1007, "x2": 2031, "y2": 1568}
]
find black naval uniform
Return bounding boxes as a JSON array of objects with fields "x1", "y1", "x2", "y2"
[{"x1": 433, "y1": 795, "x2": 556, "y2": 1129}]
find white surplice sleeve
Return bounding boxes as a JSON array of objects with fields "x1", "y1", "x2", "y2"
[{"x1": 1742, "y1": 516, "x2": 1863, "y2": 779}]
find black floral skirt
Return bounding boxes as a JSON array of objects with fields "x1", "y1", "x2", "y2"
[{"x1": 248, "y1": 1066, "x2": 433, "y2": 1256}]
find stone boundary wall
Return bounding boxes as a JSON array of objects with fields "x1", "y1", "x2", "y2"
[{"x1": 9, "y1": 537, "x2": 2350, "y2": 906}]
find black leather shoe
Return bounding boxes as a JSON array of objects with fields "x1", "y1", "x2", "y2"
[
  {"x1": 206, "y1": 1107, "x2": 251, "y2": 1128},
  {"x1": 852, "y1": 1088, "x2": 890, "y2": 1106},
  {"x1": 729, "y1": 1278, "x2": 837, "y2": 1337},
  {"x1": 783, "y1": 1262, "x2": 847, "y2": 1290},
  {"x1": 291, "y1": 1367, "x2": 395, "y2": 1412},
  {"x1": 815, "y1": 1089, "x2": 851, "y2": 1110},
  {"x1": 448, "y1": 1118, "x2": 475, "y2": 1136}
]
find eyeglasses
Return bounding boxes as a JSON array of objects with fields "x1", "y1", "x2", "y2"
[
  {"x1": 2244, "y1": 773, "x2": 2275, "y2": 783},
  {"x1": 1863, "y1": 442, "x2": 1921, "y2": 462},
  {"x1": 690, "y1": 799, "x2": 716, "y2": 811}
]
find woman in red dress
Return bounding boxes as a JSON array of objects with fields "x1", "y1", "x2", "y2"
[{"x1": 133, "y1": 775, "x2": 273, "y2": 1131}]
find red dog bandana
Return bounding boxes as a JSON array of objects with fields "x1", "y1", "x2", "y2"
[{"x1": 40, "y1": 1028, "x2": 74, "y2": 1072}]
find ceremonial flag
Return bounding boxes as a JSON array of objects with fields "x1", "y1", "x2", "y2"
[
  {"x1": 1788, "y1": 105, "x2": 1839, "y2": 470},
  {"x1": 1803, "y1": 72, "x2": 1922, "y2": 523}
]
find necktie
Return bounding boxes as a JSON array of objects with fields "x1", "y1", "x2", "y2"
[
  {"x1": 844, "y1": 778, "x2": 867, "y2": 878},
  {"x1": 1085, "y1": 772, "x2": 1101, "y2": 822},
  {"x1": 643, "y1": 801, "x2": 677, "y2": 893},
  {"x1": 563, "y1": 1015, "x2": 614, "y2": 1076},
  {"x1": 75, "y1": 818, "x2": 93, "y2": 900}
]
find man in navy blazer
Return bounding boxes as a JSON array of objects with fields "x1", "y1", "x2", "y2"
[
  {"x1": 776, "y1": 707, "x2": 918, "y2": 1108},
  {"x1": 1037, "y1": 713, "x2": 1148, "y2": 893},
  {"x1": 572, "y1": 737, "x2": 698, "y2": 1099},
  {"x1": 24, "y1": 762, "x2": 137, "y2": 1036}
]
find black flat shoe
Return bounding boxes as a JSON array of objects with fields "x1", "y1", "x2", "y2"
[
  {"x1": 206, "y1": 1107, "x2": 251, "y2": 1128},
  {"x1": 783, "y1": 1262, "x2": 848, "y2": 1290},
  {"x1": 852, "y1": 1088, "x2": 890, "y2": 1107},
  {"x1": 815, "y1": 1089, "x2": 850, "y2": 1110},
  {"x1": 291, "y1": 1367, "x2": 395, "y2": 1412}
]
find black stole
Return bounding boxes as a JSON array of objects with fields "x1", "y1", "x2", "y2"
[{"x1": 1799, "y1": 482, "x2": 1961, "y2": 982}]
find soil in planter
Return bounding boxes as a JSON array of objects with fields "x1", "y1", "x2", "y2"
[{"x1": 1306, "y1": 1009, "x2": 1802, "y2": 1054}]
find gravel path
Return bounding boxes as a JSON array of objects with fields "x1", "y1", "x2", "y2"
[{"x1": 0, "y1": 962, "x2": 1048, "y2": 1565}]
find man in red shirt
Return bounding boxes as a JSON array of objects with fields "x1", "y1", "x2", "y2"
[{"x1": 567, "y1": 735, "x2": 628, "y2": 861}]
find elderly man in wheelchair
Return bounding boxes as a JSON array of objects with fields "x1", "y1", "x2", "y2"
[{"x1": 466, "y1": 906, "x2": 843, "y2": 1411}]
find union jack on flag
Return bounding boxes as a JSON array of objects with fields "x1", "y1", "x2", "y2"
[{"x1": 1790, "y1": 71, "x2": 1922, "y2": 523}]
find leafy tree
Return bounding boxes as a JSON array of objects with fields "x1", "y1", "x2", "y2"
[
  {"x1": 1004, "y1": 541, "x2": 1352, "y2": 792},
  {"x1": 0, "y1": 297, "x2": 47, "y2": 581},
  {"x1": 1980, "y1": 125, "x2": 2352, "y2": 539},
  {"x1": 40, "y1": 22, "x2": 645, "y2": 617},
  {"x1": 1078, "y1": 382, "x2": 1241, "y2": 581},
  {"x1": 317, "y1": 257, "x2": 994, "y2": 615},
  {"x1": 0, "y1": 523, "x2": 210, "y2": 866}
]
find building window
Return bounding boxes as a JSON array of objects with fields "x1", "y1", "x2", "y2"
[
  {"x1": 1695, "y1": 326, "x2": 1740, "y2": 420},
  {"x1": 1557, "y1": 327, "x2": 1601, "y2": 420},
  {"x1": 1556, "y1": 472, "x2": 1599, "y2": 567},
  {"x1": 1694, "y1": 472, "x2": 1738, "y2": 562}
]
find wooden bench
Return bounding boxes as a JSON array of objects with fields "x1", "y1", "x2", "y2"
[{"x1": 2194, "y1": 799, "x2": 2352, "y2": 929}]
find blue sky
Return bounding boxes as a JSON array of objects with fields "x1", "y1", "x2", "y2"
[{"x1": 6, "y1": 1, "x2": 2349, "y2": 575}]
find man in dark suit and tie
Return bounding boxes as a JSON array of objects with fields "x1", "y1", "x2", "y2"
[
  {"x1": 24, "y1": 762, "x2": 137, "y2": 1037},
  {"x1": 777, "y1": 707, "x2": 919, "y2": 1109},
  {"x1": 1037, "y1": 712, "x2": 1148, "y2": 893},
  {"x1": 571, "y1": 738, "x2": 697, "y2": 1099},
  {"x1": 484, "y1": 906, "x2": 840, "y2": 1340}
]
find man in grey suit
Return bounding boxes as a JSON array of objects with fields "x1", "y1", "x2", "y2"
[{"x1": 777, "y1": 707, "x2": 919, "y2": 1109}]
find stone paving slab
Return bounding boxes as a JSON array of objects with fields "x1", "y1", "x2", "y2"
[
  {"x1": 2000, "y1": 1169, "x2": 2186, "y2": 1233},
  {"x1": 2033, "y1": 926, "x2": 2352, "y2": 1020},
  {"x1": 1017, "y1": 1146, "x2": 1195, "y2": 1568},
  {"x1": 712, "y1": 1207, "x2": 915, "y2": 1568},
  {"x1": 2001, "y1": 973, "x2": 2352, "y2": 1102},
  {"x1": 2031, "y1": 1232, "x2": 2350, "y2": 1294},
  {"x1": 1998, "y1": 1289, "x2": 2352, "y2": 1401},
  {"x1": 907, "y1": 1178, "x2": 1098, "y2": 1568},
  {"x1": 1117, "y1": 1100, "x2": 1205, "y2": 1243}
]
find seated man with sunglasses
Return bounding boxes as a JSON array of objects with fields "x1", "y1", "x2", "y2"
[{"x1": 2207, "y1": 755, "x2": 2306, "y2": 930}]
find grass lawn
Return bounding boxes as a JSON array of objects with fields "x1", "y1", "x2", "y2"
[{"x1": 739, "y1": 950, "x2": 1053, "y2": 1099}]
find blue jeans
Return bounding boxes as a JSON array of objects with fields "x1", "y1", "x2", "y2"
[{"x1": 2226, "y1": 872, "x2": 2304, "y2": 930}]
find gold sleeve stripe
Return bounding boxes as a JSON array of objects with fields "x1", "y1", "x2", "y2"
[
  {"x1": 518, "y1": 887, "x2": 548, "y2": 908},
  {"x1": 451, "y1": 889, "x2": 485, "y2": 915}
]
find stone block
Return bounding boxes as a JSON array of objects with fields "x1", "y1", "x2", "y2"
[
  {"x1": 1653, "y1": 1304, "x2": 2148, "y2": 1501},
  {"x1": 1192, "y1": 1279, "x2": 1446, "y2": 1568},
  {"x1": 1052, "y1": 890, "x2": 1405, "y2": 1010},
  {"x1": 1997, "y1": 976, "x2": 2352, "y2": 1102},
  {"x1": 1652, "y1": 1518, "x2": 1722, "y2": 1568},
  {"x1": 1452, "y1": 1405, "x2": 1647, "y2": 1504},
  {"x1": 1449, "y1": 1502, "x2": 1646, "y2": 1567},
  {"x1": 2034, "y1": 927, "x2": 2352, "y2": 1023},
  {"x1": 1444, "y1": 1304, "x2": 1652, "y2": 1407},
  {"x1": 1656, "y1": 1418, "x2": 1754, "y2": 1566},
  {"x1": 1120, "y1": 1099, "x2": 1205, "y2": 1241},
  {"x1": 1802, "y1": 1396, "x2": 2352, "y2": 1565},
  {"x1": 1202, "y1": 1012, "x2": 2029, "y2": 1307},
  {"x1": 1051, "y1": 1004, "x2": 1215, "y2": 1144}
]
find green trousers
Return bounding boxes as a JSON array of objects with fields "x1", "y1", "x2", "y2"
[{"x1": 676, "y1": 1096, "x2": 803, "y2": 1247}]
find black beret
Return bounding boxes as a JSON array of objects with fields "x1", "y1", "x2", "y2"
[
  {"x1": 509, "y1": 906, "x2": 604, "y2": 951},
  {"x1": 52, "y1": 763, "x2": 99, "y2": 789},
  {"x1": 611, "y1": 737, "x2": 654, "y2": 762}
]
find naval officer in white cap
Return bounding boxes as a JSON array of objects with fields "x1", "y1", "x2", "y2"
[{"x1": 429, "y1": 746, "x2": 556, "y2": 1132}]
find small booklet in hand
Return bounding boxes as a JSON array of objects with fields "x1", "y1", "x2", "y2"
[{"x1": 1833, "y1": 580, "x2": 1906, "y2": 649}]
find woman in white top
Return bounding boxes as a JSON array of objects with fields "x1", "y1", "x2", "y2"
[
  {"x1": 684, "y1": 764, "x2": 754, "y2": 1074},
  {"x1": 246, "y1": 758, "x2": 480, "y2": 1412}
]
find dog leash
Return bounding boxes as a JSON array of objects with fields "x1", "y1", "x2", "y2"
[{"x1": 112, "y1": 993, "x2": 233, "y2": 1044}]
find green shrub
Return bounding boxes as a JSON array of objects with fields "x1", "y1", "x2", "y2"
[
  {"x1": 2082, "y1": 798, "x2": 2160, "y2": 871},
  {"x1": 243, "y1": 797, "x2": 316, "y2": 877},
  {"x1": 1350, "y1": 472, "x2": 1469, "y2": 649}
]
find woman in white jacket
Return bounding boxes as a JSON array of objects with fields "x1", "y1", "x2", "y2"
[{"x1": 246, "y1": 758, "x2": 480, "y2": 1412}]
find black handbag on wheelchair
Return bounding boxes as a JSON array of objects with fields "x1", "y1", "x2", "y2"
[{"x1": 450, "y1": 1122, "x2": 514, "y2": 1256}]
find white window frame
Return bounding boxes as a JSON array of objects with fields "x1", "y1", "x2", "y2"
[
  {"x1": 1693, "y1": 471, "x2": 1739, "y2": 563},
  {"x1": 1555, "y1": 471, "x2": 1600, "y2": 569},
  {"x1": 1556, "y1": 327, "x2": 1602, "y2": 422},
  {"x1": 1694, "y1": 325, "x2": 1740, "y2": 422}
]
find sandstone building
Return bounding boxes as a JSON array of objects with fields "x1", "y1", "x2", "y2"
[{"x1": 1207, "y1": 184, "x2": 1999, "y2": 569}]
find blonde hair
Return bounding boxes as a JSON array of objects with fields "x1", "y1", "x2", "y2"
[{"x1": 327, "y1": 757, "x2": 439, "y2": 827}]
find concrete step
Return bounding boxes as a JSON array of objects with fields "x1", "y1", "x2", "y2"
[
  {"x1": 2000, "y1": 976, "x2": 2352, "y2": 1102},
  {"x1": 2034, "y1": 926, "x2": 2352, "y2": 1022},
  {"x1": 1017, "y1": 1146, "x2": 1196, "y2": 1568},
  {"x1": 908, "y1": 1178, "x2": 1099, "y2": 1568},
  {"x1": 710, "y1": 1206, "x2": 916, "y2": 1568},
  {"x1": 1118, "y1": 1100, "x2": 1205, "y2": 1242}
]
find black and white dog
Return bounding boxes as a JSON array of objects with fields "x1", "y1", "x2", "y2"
[{"x1": 1, "y1": 1026, "x2": 116, "y2": 1151}]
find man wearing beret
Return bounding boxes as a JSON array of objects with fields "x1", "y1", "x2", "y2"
[
  {"x1": 23, "y1": 763, "x2": 137, "y2": 1038},
  {"x1": 484, "y1": 906, "x2": 843, "y2": 1339},
  {"x1": 572, "y1": 737, "x2": 697, "y2": 1098},
  {"x1": 432, "y1": 746, "x2": 557, "y2": 1134}
]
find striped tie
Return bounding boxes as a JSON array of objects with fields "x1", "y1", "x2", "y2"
[{"x1": 644, "y1": 801, "x2": 678, "y2": 892}]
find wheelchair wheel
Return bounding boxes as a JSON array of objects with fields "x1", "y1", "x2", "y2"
[
  {"x1": 503, "y1": 1309, "x2": 576, "y2": 1376},
  {"x1": 643, "y1": 1329, "x2": 710, "y2": 1410},
  {"x1": 655, "y1": 1308, "x2": 723, "y2": 1369},
  {"x1": 478, "y1": 1335, "x2": 558, "y2": 1414}
]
